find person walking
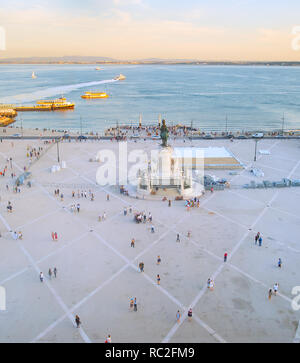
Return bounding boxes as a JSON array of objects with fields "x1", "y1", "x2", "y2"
[
  {"x1": 75, "y1": 315, "x2": 81, "y2": 328},
  {"x1": 48, "y1": 268, "x2": 52, "y2": 280},
  {"x1": 188, "y1": 308, "x2": 193, "y2": 321},
  {"x1": 255, "y1": 232, "x2": 260, "y2": 245},
  {"x1": 40, "y1": 272, "x2": 44, "y2": 282},
  {"x1": 130, "y1": 298, "x2": 134, "y2": 310},
  {"x1": 176, "y1": 234, "x2": 180, "y2": 243},
  {"x1": 224, "y1": 252, "x2": 228, "y2": 262},
  {"x1": 278, "y1": 258, "x2": 282, "y2": 268},
  {"x1": 157, "y1": 256, "x2": 161, "y2": 265},
  {"x1": 54, "y1": 232, "x2": 58, "y2": 241},
  {"x1": 273, "y1": 283, "x2": 279, "y2": 296},
  {"x1": 54, "y1": 267, "x2": 57, "y2": 278},
  {"x1": 258, "y1": 236, "x2": 262, "y2": 247},
  {"x1": 131, "y1": 238, "x2": 135, "y2": 248},
  {"x1": 176, "y1": 310, "x2": 181, "y2": 323}
]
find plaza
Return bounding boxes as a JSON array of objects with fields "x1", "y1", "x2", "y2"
[{"x1": 0, "y1": 135, "x2": 300, "y2": 343}]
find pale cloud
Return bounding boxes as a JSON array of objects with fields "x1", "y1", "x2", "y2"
[
  {"x1": 113, "y1": 0, "x2": 142, "y2": 5},
  {"x1": 1, "y1": 4, "x2": 299, "y2": 60}
]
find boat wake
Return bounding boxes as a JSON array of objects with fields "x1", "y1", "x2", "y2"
[{"x1": 0, "y1": 79, "x2": 118, "y2": 104}]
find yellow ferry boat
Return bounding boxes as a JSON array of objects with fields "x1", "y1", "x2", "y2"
[
  {"x1": 81, "y1": 92, "x2": 109, "y2": 99},
  {"x1": 15, "y1": 98, "x2": 75, "y2": 111}
]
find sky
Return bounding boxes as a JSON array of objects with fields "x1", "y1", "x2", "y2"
[{"x1": 0, "y1": 0, "x2": 300, "y2": 60}]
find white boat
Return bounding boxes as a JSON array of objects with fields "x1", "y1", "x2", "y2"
[
  {"x1": 32, "y1": 72, "x2": 37, "y2": 79},
  {"x1": 95, "y1": 67, "x2": 101, "y2": 70},
  {"x1": 114, "y1": 74, "x2": 126, "y2": 81}
]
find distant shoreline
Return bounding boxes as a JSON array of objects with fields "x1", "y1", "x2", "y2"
[{"x1": 1, "y1": 60, "x2": 300, "y2": 66}]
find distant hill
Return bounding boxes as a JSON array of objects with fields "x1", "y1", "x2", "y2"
[
  {"x1": 0, "y1": 56, "x2": 117, "y2": 64},
  {"x1": 0, "y1": 56, "x2": 300, "y2": 66}
]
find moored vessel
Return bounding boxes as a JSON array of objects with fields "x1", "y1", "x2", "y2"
[{"x1": 15, "y1": 98, "x2": 75, "y2": 111}]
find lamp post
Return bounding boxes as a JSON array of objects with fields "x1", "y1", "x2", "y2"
[
  {"x1": 20, "y1": 117, "x2": 23, "y2": 139},
  {"x1": 254, "y1": 139, "x2": 258, "y2": 162},
  {"x1": 56, "y1": 139, "x2": 60, "y2": 163},
  {"x1": 281, "y1": 113, "x2": 285, "y2": 136}
]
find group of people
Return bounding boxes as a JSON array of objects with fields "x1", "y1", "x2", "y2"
[
  {"x1": 51, "y1": 232, "x2": 58, "y2": 241},
  {"x1": 254, "y1": 232, "x2": 263, "y2": 246},
  {"x1": 39, "y1": 268, "x2": 57, "y2": 282},
  {"x1": 185, "y1": 198, "x2": 200, "y2": 210},
  {"x1": 70, "y1": 203, "x2": 81, "y2": 213},
  {"x1": 72, "y1": 190, "x2": 95, "y2": 201},
  {"x1": 26, "y1": 146, "x2": 43, "y2": 160},
  {"x1": 134, "y1": 211, "x2": 152, "y2": 224}
]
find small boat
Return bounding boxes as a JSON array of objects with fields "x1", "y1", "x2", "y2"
[
  {"x1": 32, "y1": 72, "x2": 37, "y2": 79},
  {"x1": 114, "y1": 74, "x2": 126, "y2": 81},
  {"x1": 81, "y1": 91, "x2": 109, "y2": 99},
  {"x1": 95, "y1": 67, "x2": 101, "y2": 71}
]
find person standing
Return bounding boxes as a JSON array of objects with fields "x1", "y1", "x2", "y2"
[
  {"x1": 130, "y1": 298, "x2": 134, "y2": 310},
  {"x1": 105, "y1": 334, "x2": 112, "y2": 343},
  {"x1": 131, "y1": 238, "x2": 135, "y2": 248},
  {"x1": 176, "y1": 234, "x2": 180, "y2": 243},
  {"x1": 255, "y1": 232, "x2": 260, "y2": 245},
  {"x1": 278, "y1": 258, "x2": 282, "y2": 268},
  {"x1": 54, "y1": 267, "x2": 57, "y2": 278},
  {"x1": 48, "y1": 268, "x2": 52, "y2": 279},
  {"x1": 75, "y1": 315, "x2": 81, "y2": 328},
  {"x1": 258, "y1": 236, "x2": 262, "y2": 247},
  {"x1": 77, "y1": 203, "x2": 80, "y2": 213},
  {"x1": 157, "y1": 274, "x2": 161, "y2": 285},
  {"x1": 224, "y1": 252, "x2": 228, "y2": 262},
  {"x1": 40, "y1": 272, "x2": 44, "y2": 282},
  {"x1": 268, "y1": 288, "x2": 272, "y2": 300},
  {"x1": 157, "y1": 256, "x2": 161, "y2": 265},
  {"x1": 134, "y1": 297, "x2": 137, "y2": 312},
  {"x1": 273, "y1": 283, "x2": 279, "y2": 296}
]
